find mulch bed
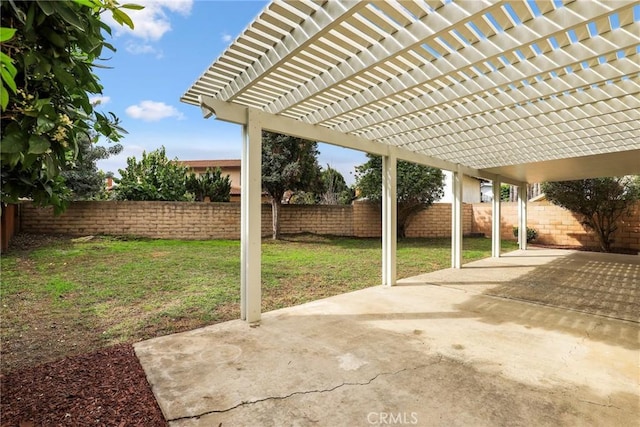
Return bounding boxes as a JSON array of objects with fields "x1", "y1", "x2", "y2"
[{"x1": 0, "y1": 344, "x2": 167, "y2": 427}]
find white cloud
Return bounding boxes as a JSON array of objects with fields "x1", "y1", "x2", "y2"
[
  {"x1": 125, "y1": 101, "x2": 185, "y2": 122},
  {"x1": 107, "y1": 0, "x2": 193, "y2": 41},
  {"x1": 221, "y1": 33, "x2": 233, "y2": 43},
  {"x1": 125, "y1": 42, "x2": 164, "y2": 58},
  {"x1": 89, "y1": 95, "x2": 111, "y2": 106}
]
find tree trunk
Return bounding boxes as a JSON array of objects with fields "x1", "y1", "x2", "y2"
[
  {"x1": 398, "y1": 222, "x2": 407, "y2": 239},
  {"x1": 271, "y1": 198, "x2": 281, "y2": 240},
  {"x1": 397, "y1": 202, "x2": 425, "y2": 239},
  {"x1": 596, "y1": 226, "x2": 612, "y2": 253},
  {"x1": 591, "y1": 213, "x2": 614, "y2": 252}
]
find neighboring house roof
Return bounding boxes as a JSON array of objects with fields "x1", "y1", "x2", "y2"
[{"x1": 178, "y1": 159, "x2": 241, "y2": 169}]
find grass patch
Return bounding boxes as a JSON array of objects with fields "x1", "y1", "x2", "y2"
[{"x1": 1, "y1": 234, "x2": 517, "y2": 373}]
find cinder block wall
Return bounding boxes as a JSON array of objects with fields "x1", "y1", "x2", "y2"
[
  {"x1": 406, "y1": 203, "x2": 473, "y2": 237},
  {"x1": 278, "y1": 204, "x2": 353, "y2": 236},
  {"x1": 21, "y1": 201, "x2": 245, "y2": 239},
  {"x1": 18, "y1": 200, "x2": 640, "y2": 251},
  {"x1": 471, "y1": 201, "x2": 640, "y2": 251},
  {"x1": 352, "y1": 201, "x2": 381, "y2": 237},
  {"x1": 350, "y1": 201, "x2": 469, "y2": 238},
  {"x1": 19, "y1": 201, "x2": 462, "y2": 240},
  {"x1": 20, "y1": 201, "x2": 356, "y2": 239}
]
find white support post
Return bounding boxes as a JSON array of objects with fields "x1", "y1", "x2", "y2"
[
  {"x1": 241, "y1": 108, "x2": 262, "y2": 324},
  {"x1": 451, "y1": 165, "x2": 463, "y2": 269},
  {"x1": 240, "y1": 125, "x2": 247, "y2": 321},
  {"x1": 492, "y1": 178, "x2": 502, "y2": 258},
  {"x1": 382, "y1": 154, "x2": 397, "y2": 286},
  {"x1": 517, "y1": 184, "x2": 528, "y2": 251}
]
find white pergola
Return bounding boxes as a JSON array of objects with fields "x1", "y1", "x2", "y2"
[{"x1": 182, "y1": 0, "x2": 640, "y2": 323}]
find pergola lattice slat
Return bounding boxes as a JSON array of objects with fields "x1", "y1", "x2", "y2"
[{"x1": 182, "y1": 0, "x2": 640, "y2": 183}]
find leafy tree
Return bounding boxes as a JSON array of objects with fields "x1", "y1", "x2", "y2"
[
  {"x1": 500, "y1": 184, "x2": 512, "y2": 202},
  {"x1": 355, "y1": 154, "x2": 444, "y2": 238},
  {"x1": 1, "y1": 0, "x2": 141, "y2": 213},
  {"x1": 319, "y1": 165, "x2": 354, "y2": 205},
  {"x1": 115, "y1": 147, "x2": 191, "y2": 201},
  {"x1": 289, "y1": 165, "x2": 354, "y2": 205},
  {"x1": 289, "y1": 191, "x2": 319, "y2": 205},
  {"x1": 61, "y1": 134, "x2": 122, "y2": 200},
  {"x1": 185, "y1": 168, "x2": 232, "y2": 202},
  {"x1": 542, "y1": 177, "x2": 640, "y2": 252},
  {"x1": 262, "y1": 131, "x2": 323, "y2": 239}
]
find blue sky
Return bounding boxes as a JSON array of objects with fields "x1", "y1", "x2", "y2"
[{"x1": 94, "y1": 0, "x2": 366, "y2": 184}]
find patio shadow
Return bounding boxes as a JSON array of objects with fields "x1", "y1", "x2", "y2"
[{"x1": 452, "y1": 251, "x2": 639, "y2": 350}]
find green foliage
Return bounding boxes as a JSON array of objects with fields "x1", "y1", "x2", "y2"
[
  {"x1": 185, "y1": 168, "x2": 232, "y2": 202},
  {"x1": 500, "y1": 184, "x2": 512, "y2": 202},
  {"x1": 262, "y1": 131, "x2": 323, "y2": 239},
  {"x1": 0, "y1": 0, "x2": 139, "y2": 213},
  {"x1": 512, "y1": 226, "x2": 538, "y2": 243},
  {"x1": 289, "y1": 165, "x2": 354, "y2": 205},
  {"x1": 115, "y1": 147, "x2": 191, "y2": 201},
  {"x1": 355, "y1": 154, "x2": 445, "y2": 237},
  {"x1": 289, "y1": 191, "x2": 319, "y2": 205},
  {"x1": 319, "y1": 165, "x2": 354, "y2": 205},
  {"x1": 542, "y1": 177, "x2": 640, "y2": 252},
  {"x1": 0, "y1": 27, "x2": 18, "y2": 111},
  {"x1": 61, "y1": 135, "x2": 122, "y2": 200},
  {"x1": 116, "y1": 150, "x2": 232, "y2": 203}
]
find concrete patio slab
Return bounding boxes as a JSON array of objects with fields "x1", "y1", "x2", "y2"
[{"x1": 135, "y1": 249, "x2": 639, "y2": 426}]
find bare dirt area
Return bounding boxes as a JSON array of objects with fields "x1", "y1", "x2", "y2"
[
  {"x1": 0, "y1": 344, "x2": 166, "y2": 426},
  {"x1": 0, "y1": 298, "x2": 106, "y2": 377},
  {"x1": 5, "y1": 232, "x2": 73, "y2": 252}
]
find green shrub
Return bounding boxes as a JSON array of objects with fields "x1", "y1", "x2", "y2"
[{"x1": 513, "y1": 226, "x2": 538, "y2": 243}]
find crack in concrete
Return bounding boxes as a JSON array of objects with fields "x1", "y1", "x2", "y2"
[
  {"x1": 167, "y1": 360, "x2": 439, "y2": 423},
  {"x1": 578, "y1": 397, "x2": 621, "y2": 410},
  {"x1": 564, "y1": 320, "x2": 602, "y2": 366}
]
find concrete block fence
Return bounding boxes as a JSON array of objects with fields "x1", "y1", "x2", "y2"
[
  {"x1": 471, "y1": 201, "x2": 639, "y2": 251},
  {"x1": 13, "y1": 200, "x2": 640, "y2": 252}
]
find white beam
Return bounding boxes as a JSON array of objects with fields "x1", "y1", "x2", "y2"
[
  {"x1": 492, "y1": 178, "x2": 501, "y2": 258},
  {"x1": 382, "y1": 154, "x2": 397, "y2": 286},
  {"x1": 486, "y1": 149, "x2": 640, "y2": 183},
  {"x1": 198, "y1": 96, "x2": 527, "y2": 185},
  {"x1": 241, "y1": 108, "x2": 262, "y2": 324},
  {"x1": 518, "y1": 184, "x2": 528, "y2": 251},
  {"x1": 451, "y1": 165, "x2": 463, "y2": 269}
]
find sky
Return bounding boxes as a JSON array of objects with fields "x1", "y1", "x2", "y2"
[{"x1": 94, "y1": 0, "x2": 367, "y2": 185}]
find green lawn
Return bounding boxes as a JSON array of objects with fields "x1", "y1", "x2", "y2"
[{"x1": 0, "y1": 234, "x2": 518, "y2": 373}]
